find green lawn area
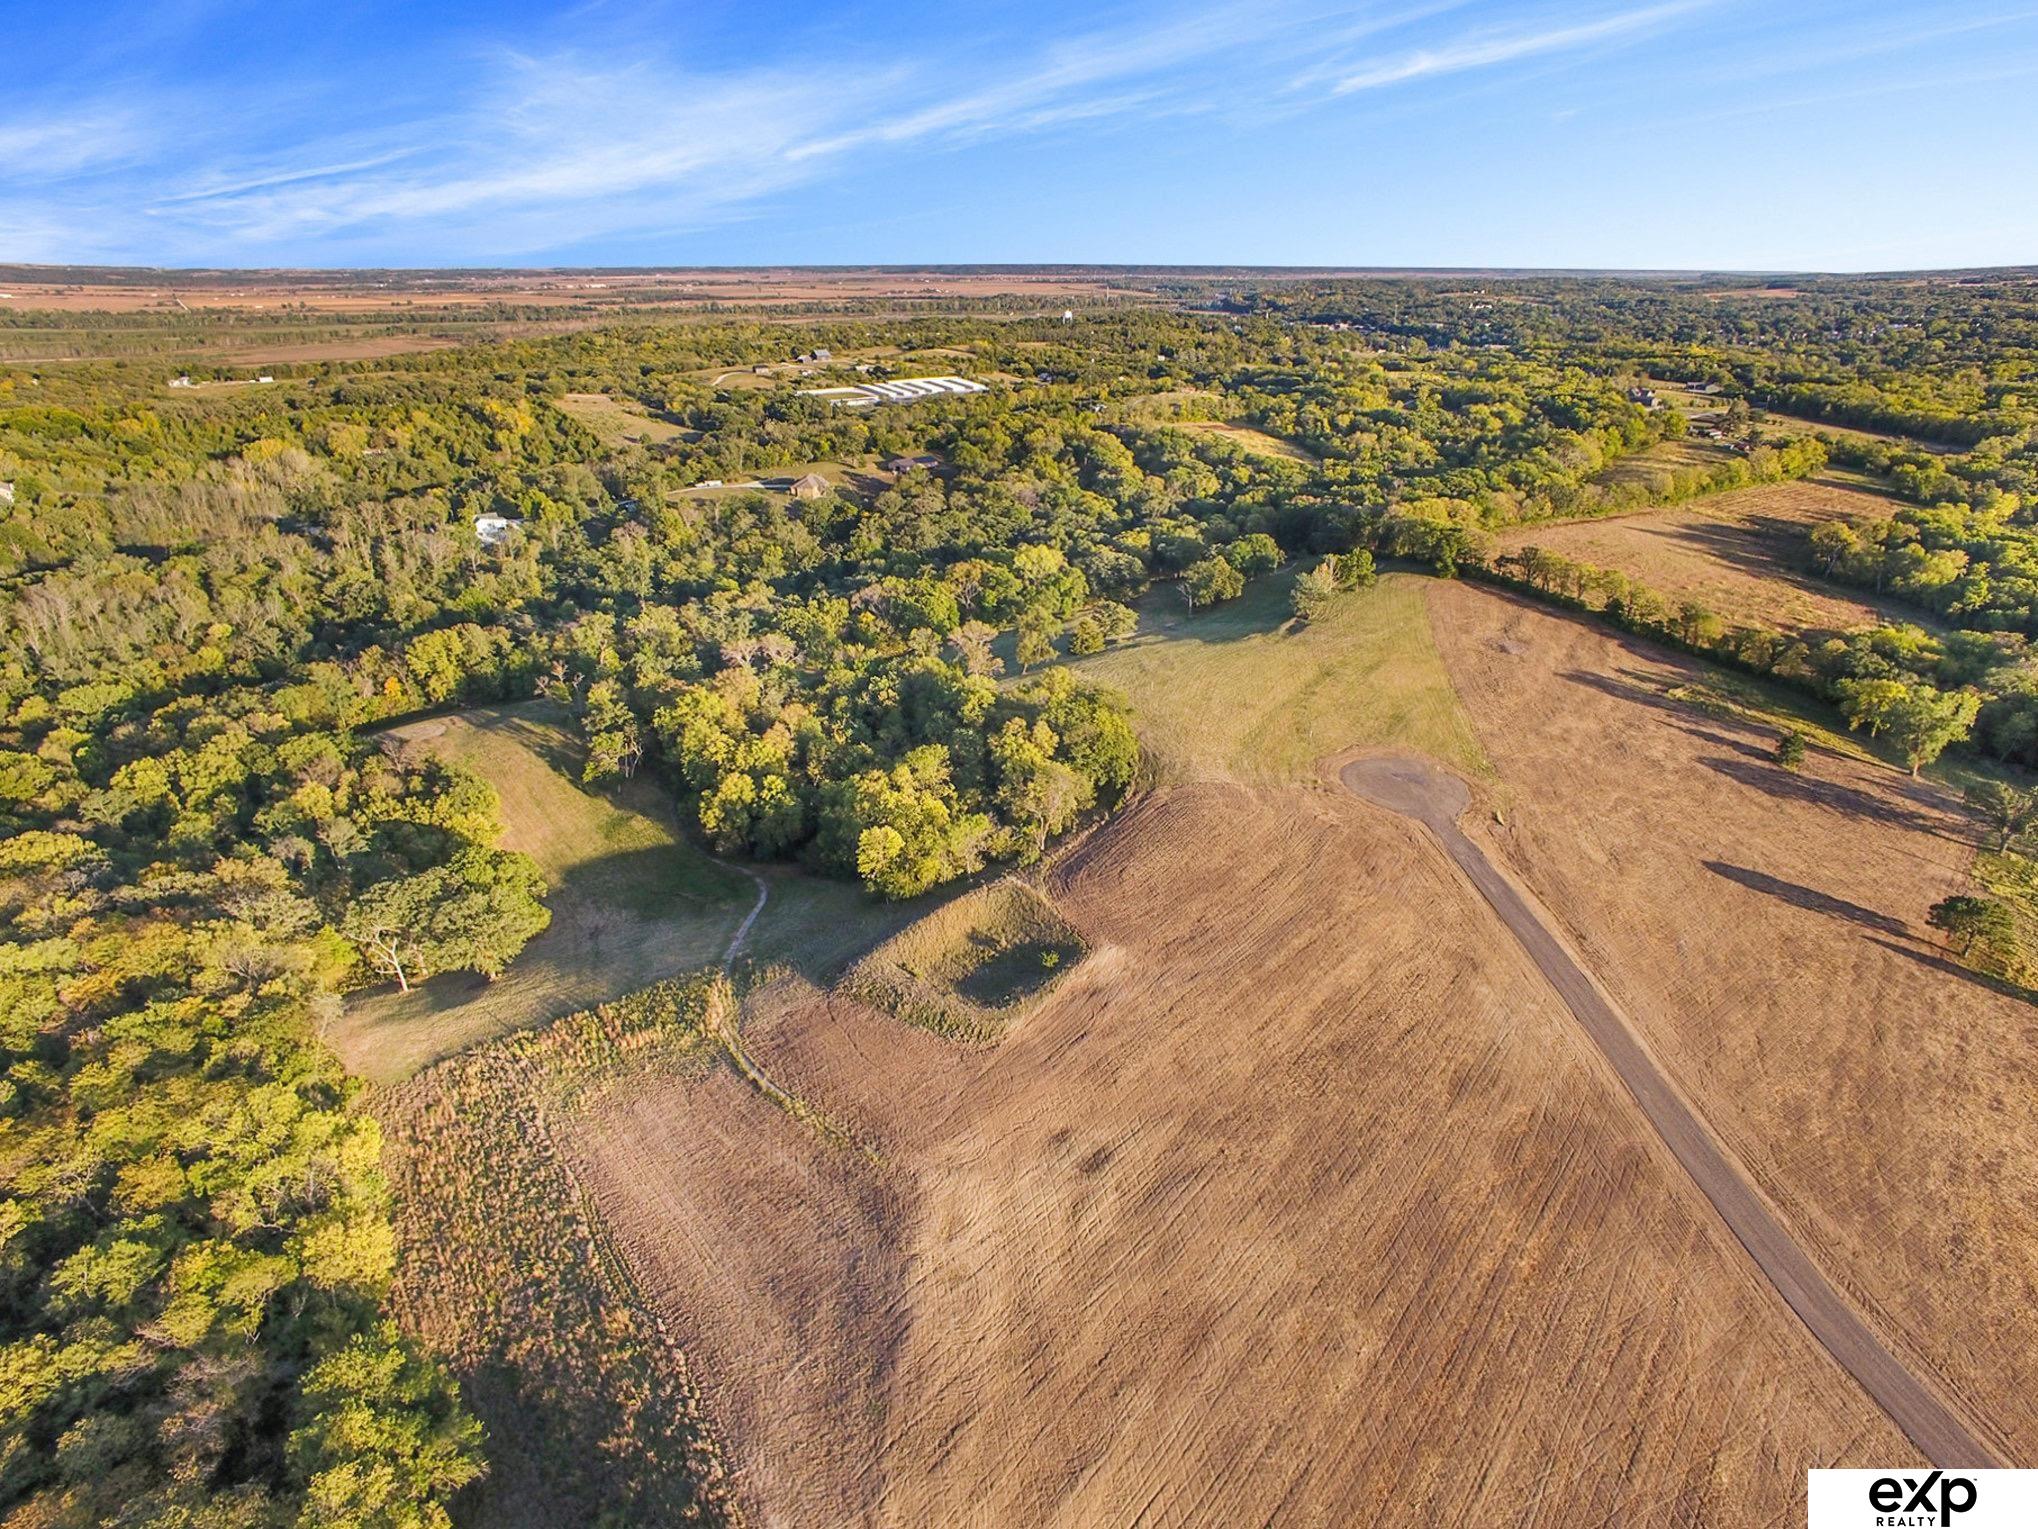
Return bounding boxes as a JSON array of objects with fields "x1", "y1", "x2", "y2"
[
  {"x1": 1065, "y1": 569, "x2": 1489, "y2": 784},
  {"x1": 334, "y1": 700, "x2": 920, "y2": 1083}
]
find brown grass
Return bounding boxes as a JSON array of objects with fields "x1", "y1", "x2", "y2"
[
  {"x1": 379, "y1": 977, "x2": 740, "y2": 1526},
  {"x1": 383, "y1": 577, "x2": 2035, "y2": 1520},
  {"x1": 569, "y1": 776, "x2": 1917, "y2": 1522},
  {"x1": 1429, "y1": 580, "x2": 2037, "y2": 1463},
  {"x1": 1497, "y1": 478, "x2": 1908, "y2": 632}
]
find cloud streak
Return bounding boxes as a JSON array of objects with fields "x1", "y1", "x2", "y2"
[
  {"x1": 1327, "y1": 1, "x2": 1707, "y2": 93},
  {"x1": 12, "y1": 1, "x2": 1332, "y2": 261}
]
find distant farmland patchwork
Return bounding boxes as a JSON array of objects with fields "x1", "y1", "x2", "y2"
[{"x1": 25, "y1": 267, "x2": 2028, "y2": 1527}]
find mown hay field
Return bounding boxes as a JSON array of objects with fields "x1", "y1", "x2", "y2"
[
  {"x1": 1067, "y1": 570, "x2": 1489, "y2": 784},
  {"x1": 570, "y1": 777, "x2": 1910, "y2": 1522},
  {"x1": 1429, "y1": 581, "x2": 2037, "y2": 1464},
  {"x1": 384, "y1": 577, "x2": 2032, "y2": 1523},
  {"x1": 1497, "y1": 477, "x2": 1909, "y2": 633}
]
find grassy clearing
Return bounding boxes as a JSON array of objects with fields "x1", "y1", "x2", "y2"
[
  {"x1": 381, "y1": 976, "x2": 738, "y2": 1524},
  {"x1": 668, "y1": 458, "x2": 876, "y2": 503},
  {"x1": 1590, "y1": 435, "x2": 1738, "y2": 488},
  {"x1": 334, "y1": 702, "x2": 749, "y2": 1082},
  {"x1": 845, "y1": 880, "x2": 1085, "y2": 1040},
  {"x1": 335, "y1": 700, "x2": 915, "y2": 1082},
  {"x1": 1172, "y1": 419, "x2": 1320, "y2": 464},
  {"x1": 553, "y1": 391, "x2": 695, "y2": 446},
  {"x1": 1066, "y1": 569, "x2": 1489, "y2": 784}
]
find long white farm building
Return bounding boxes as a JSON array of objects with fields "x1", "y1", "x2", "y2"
[{"x1": 799, "y1": 375, "x2": 988, "y2": 408}]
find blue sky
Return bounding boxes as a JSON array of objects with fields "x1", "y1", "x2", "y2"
[{"x1": 3, "y1": 1, "x2": 2036, "y2": 271}]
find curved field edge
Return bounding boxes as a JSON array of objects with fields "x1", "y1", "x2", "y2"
[
  {"x1": 337, "y1": 698, "x2": 931, "y2": 1084},
  {"x1": 378, "y1": 975, "x2": 742, "y2": 1526},
  {"x1": 843, "y1": 878, "x2": 1086, "y2": 1040}
]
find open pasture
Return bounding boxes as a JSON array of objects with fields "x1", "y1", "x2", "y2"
[
  {"x1": 1497, "y1": 477, "x2": 1908, "y2": 633},
  {"x1": 1066, "y1": 570, "x2": 1489, "y2": 783}
]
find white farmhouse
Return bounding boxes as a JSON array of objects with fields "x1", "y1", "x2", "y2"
[{"x1": 474, "y1": 514, "x2": 520, "y2": 548}]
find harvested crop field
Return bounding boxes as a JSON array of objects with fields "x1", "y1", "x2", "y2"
[
  {"x1": 1497, "y1": 478, "x2": 1907, "y2": 632},
  {"x1": 1428, "y1": 580, "x2": 2037, "y2": 1463},
  {"x1": 562, "y1": 781, "x2": 1916, "y2": 1523}
]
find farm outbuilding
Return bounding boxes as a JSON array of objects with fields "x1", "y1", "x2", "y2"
[
  {"x1": 798, "y1": 375, "x2": 988, "y2": 409},
  {"x1": 474, "y1": 513, "x2": 520, "y2": 547}
]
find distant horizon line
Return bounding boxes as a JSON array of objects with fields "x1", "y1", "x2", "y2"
[{"x1": 2, "y1": 261, "x2": 2035, "y2": 282}]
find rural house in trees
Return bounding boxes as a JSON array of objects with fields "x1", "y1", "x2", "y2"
[
  {"x1": 787, "y1": 473, "x2": 831, "y2": 500},
  {"x1": 473, "y1": 513, "x2": 520, "y2": 546}
]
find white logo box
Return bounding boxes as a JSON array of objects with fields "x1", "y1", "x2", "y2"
[{"x1": 1808, "y1": 1470, "x2": 2038, "y2": 1528}]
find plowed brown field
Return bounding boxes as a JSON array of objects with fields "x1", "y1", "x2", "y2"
[
  {"x1": 1428, "y1": 581, "x2": 2036, "y2": 1464},
  {"x1": 393, "y1": 576, "x2": 2034, "y2": 1524},
  {"x1": 569, "y1": 776, "x2": 1918, "y2": 1523}
]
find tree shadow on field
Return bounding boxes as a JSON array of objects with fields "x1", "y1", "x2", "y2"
[
  {"x1": 1703, "y1": 861, "x2": 1910, "y2": 937},
  {"x1": 1661, "y1": 512, "x2": 1941, "y2": 632},
  {"x1": 1670, "y1": 722, "x2": 1771, "y2": 761},
  {"x1": 1867, "y1": 936, "x2": 2038, "y2": 1007},
  {"x1": 466, "y1": 704, "x2": 586, "y2": 778},
  {"x1": 1699, "y1": 755, "x2": 1945, "y2": 836}
]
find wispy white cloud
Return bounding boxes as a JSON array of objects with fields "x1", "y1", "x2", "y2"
[
  {"x1": 4, "y1": 0, "x2": 1955, "y2": 267},
  {"x1": 54, "y1": 1, "x2": 1336, "y2": 260},
  {"x1": 1324, "y1": 1, "x2": 1707, "y2": 93},
  {"x1": 0, "y1": 112, "x2": 151, "y2": 180},
  {"x1": 153, "y1": 150, "x2": 422, "y2": 207}
]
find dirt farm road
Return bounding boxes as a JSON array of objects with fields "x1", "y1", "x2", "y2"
[{"x1": 1339, "y1": 755, "x2": 2001, "y2": 1469}]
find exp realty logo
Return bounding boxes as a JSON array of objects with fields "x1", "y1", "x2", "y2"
[{"x1": 1808, "y1": 1469, "x2": 2036, "y2": 1528}]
